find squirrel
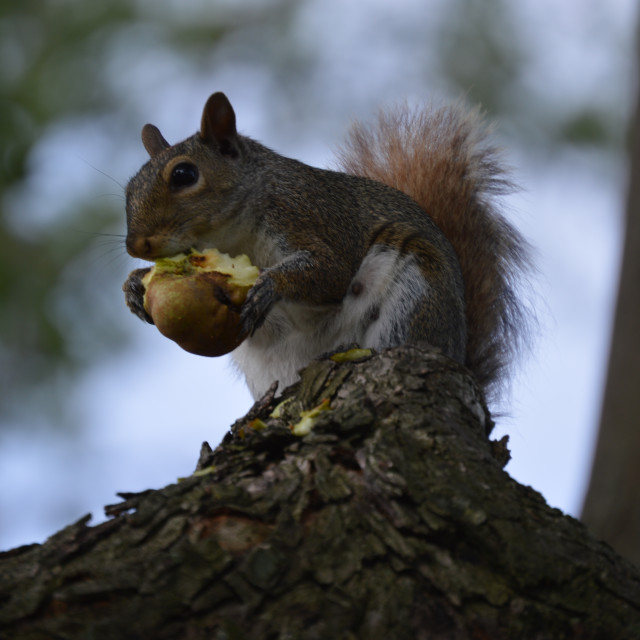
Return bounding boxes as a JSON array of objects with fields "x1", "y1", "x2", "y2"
[{"x1": 123, "y1": 92, "x2": 531, "y2": 406}]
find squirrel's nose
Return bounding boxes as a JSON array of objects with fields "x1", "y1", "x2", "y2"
[
  {"x1": 126, "y1": 233, "x2": 184, "y2": 260},
  {"x1": 126, "y1": 234, "x2": 156, "y2": 259}
]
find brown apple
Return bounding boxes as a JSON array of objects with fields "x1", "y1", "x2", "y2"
[{"x1": 142, "y1": 249, "x2": 259, "y2": 357}]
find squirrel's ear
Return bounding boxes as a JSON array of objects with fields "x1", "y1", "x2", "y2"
[
  {"x1": 200, "y1": 92, "x2": 238, "y2": 154},
  {"x1": 141, "y1": 124, "x2": 170, "y2": 158}
]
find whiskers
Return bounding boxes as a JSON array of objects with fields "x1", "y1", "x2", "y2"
[
  {"x1": 80, "y1": 157, "x2": 126, "y2": 192},
  {"x1": 92, "y1": 231, "x2": 130, "y2": 267},
  {"x1": 65, "y1": 227, "x2": 132, "y2": 272}
]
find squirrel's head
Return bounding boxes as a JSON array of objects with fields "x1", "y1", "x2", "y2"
[{"x1": 125, "y1": 92, "x2": 247, "y2": 260}]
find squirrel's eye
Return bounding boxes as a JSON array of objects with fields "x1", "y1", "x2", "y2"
[{"x1": 169, "y1": 162, "x2": 199, "y2": 190}]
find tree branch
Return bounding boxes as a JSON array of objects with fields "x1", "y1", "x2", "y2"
[{"x1": 1, "y1": 347, "x2": 639, "y2": 639}]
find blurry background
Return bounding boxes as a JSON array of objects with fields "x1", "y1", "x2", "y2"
[{"x1": 0, "y1": 0, "x2": 634, "y2": 549}]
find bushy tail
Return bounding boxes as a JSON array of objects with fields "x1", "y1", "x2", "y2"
[{"x1": 336, "y1": 102, "x2": 532, "y2": 404}]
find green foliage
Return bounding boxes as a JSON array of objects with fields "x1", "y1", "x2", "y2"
[
  {"x1": 0, "y1": 1, "x2": 137, "y2": 420},
  {"x1": 561, "y1": 109, "x2": 618, "y2": 147},
  {"x1": 438, "y1": 0, "x2": 526, "y2": 115},
  {"x1": 0, "y1": 0, "x2": 221, "y2": 422}
]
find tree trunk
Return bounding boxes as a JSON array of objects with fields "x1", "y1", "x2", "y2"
[
  {"x1": 580, "y1": 32, "x2": 640, "y2": 565},
  {"x1": 1, "y1": 347, "x2": 639, "y2": 639}
]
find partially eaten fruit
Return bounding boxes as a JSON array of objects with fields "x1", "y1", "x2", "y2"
[{"x1": 142, "y1": 248, "x2": 259, "y2": 357}]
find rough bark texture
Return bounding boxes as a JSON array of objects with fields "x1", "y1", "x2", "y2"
[{"x1": 1, "y1": 347, "x2": 639, "y2": 640}]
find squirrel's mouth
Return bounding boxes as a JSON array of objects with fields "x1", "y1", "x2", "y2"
[{"x1": 125, "y1": 233, "x2": 191, "y2": 261}]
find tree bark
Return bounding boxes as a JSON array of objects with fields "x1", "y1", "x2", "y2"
[
  {"x1": 580, "y1": 31, "x2": 640, "y2": 564},
  {"x1": 1, "y1": 347, "x2": 639, "y2": 640}
]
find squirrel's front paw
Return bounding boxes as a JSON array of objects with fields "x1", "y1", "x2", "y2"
[
  {"x1": 123, "y1": 268, "x2": 154, "y2": 324},
  {"x1": 241, "y1": 275, "x2": 280, "y2": 336}
]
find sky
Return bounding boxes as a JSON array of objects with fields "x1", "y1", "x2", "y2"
[{"x1": 0, "y1": 0, "x2": 636, "y2": 550}]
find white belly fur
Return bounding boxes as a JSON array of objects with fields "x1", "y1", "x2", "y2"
[{"x1": 232, "y1": 245, "x2": 428, "y2": 399}]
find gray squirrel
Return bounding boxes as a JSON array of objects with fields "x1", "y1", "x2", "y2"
[{"x1": 123, "y1": 92, "x2": 531, "y2": 403}]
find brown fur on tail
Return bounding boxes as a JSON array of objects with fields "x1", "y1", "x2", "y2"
[{"x1": 336, "y1": 103, "x2": 532, "y2": 403}]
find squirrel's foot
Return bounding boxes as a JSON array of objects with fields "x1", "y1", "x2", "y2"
[
  {"x1": 123, "y1": 268, "x2": 154, "y2": 324},
  {"x1": 240, "y1": 275, "x2": 280, "y2": 336}
]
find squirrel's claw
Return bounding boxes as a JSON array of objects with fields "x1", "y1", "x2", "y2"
[
  {"x1": 123, "y1": 268, "x2": 154, "y2": 324},
  {"x1": 241, "y1": 275, "x2": 279, "y2": 336}
]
